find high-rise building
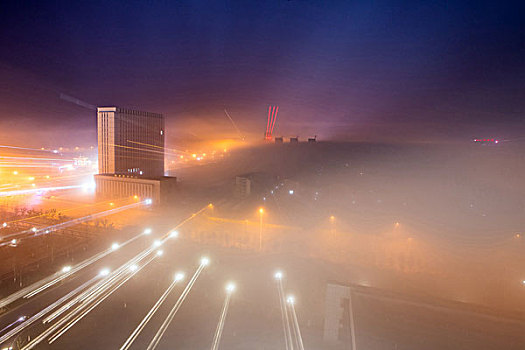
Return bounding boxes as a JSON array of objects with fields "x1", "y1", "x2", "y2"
[
  {"x1": 97, "y1": 107, "x2": 164, "y2": 177},
  {"x1": 94, "y1": 107, "x2": 175, "y2": 204}
]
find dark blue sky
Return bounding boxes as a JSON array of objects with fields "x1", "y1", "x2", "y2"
[{"x1": 0, "y1": 0, "x2": 523, "y2": 145}]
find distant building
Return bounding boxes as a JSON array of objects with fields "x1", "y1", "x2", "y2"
[
  {"x1": 275, "y1": 137, "x2": 284, "y2": 144},
  {"x1": 308, "y1": 136, "x2": 317, "y2": 143},
  {"x1": 323, "y1": 283, "x2": 355, "y2": 345},
  {"x1": 95, "y1": 107, "x2": 175, "y2": 204},
  {"x1": 290, "y1": 137, "x2": 299, "y2": 144},
  {"x1": 234, "y1": 176, "x2": 251, "y2": 198}
]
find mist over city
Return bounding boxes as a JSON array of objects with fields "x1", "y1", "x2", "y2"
[{"x1": 0, "y1": 1, "x2": 523, "y2": 349}]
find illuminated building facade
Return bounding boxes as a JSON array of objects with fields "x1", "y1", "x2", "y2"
[
  {"x1": 97, "y1": 107, "x2": 164, "y2": 177},
  {"x1": 95, "y1": 107, "x2": 175, "y2": 204}
]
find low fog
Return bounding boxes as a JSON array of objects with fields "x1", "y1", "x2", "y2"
[{"x1": 172, "y1": 140, "x2": 525, "y2": 314}]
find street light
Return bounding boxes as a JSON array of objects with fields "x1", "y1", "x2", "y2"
[
  {"x1": 201, "y1": 257, "x2": 210, "y2": 266},
  {"x1": 258, "y1": 208, "x2": 264, "y2": 252},
  {"x1": 226, "y1": 282, "x2": 236, "y2": 293}
]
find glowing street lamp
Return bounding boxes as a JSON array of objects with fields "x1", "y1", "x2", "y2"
[
  {"x1": 226, "y1": 282, "x2": 236, "y2": 293},
  {"x1": 201, "y1": 257, "x2": 210, "y2": 266},
  {"x1": 258, "y1": 208, "x2": 264, "y2": 251}
]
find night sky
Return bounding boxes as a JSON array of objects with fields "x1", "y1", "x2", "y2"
[{"x1": 0, "y1": 0, "x2": 523, "y2": 146}]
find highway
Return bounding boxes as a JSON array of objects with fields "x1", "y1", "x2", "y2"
[{"x1": 1, "y1": 235, "x2": 523, "y2": 349}]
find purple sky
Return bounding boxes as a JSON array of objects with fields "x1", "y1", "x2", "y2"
[{"x1": 0, "y1": 0, "x2": 523, "y2": 147}]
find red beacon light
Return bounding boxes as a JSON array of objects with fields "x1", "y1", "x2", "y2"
[{"x1": 473, "y1": 138, "x2": 500, "y2": 144}]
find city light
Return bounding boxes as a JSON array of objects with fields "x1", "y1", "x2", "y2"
[
  {"x1": 226, "y1": 282, "x2": 236, "y2": 293},
  {"x1": 274, "y1": 271, "x2": 283, "y2": 280},
  {"x1": 130, "y1": 264, "x2": 138, "y2": 272},
  {"x1": 144, "y1": 228, "x2": 152, "y2": 235},
  {"x1": 289, "y1": 190, "x2": 294, "y2": 195},
  {"x1": 61, "y1": 266, "x2": 72, "y2": 273},
  {"x1": 156, "y1": 250, "x2": 164, "y2": 256},
  {"x1": 174, "y1": 272, "x2": 185, "y2": 281},
  {"x1": 2, "y1": 222, "x2": 7, "y2": 228},
  {"x1": 145, "y1": 198, "x2": 153, "y2": 205},
  {"x1": 259, "y1": 207, "x2": 264, "y2": 214},
  {"x1": 286, "y1": 295, "x2": 295, "y2": 304},
  {"x1": 99, "y1": 268, "x2": 110, "y2": 277},
  {"x1": 201, "y1": 257, "x2": 210, "y2": 266},
  {"x1": 111, "y1": 242, "x2": 120, "y2": 250},
  {"x1": 169, "y1": 230, "x2": 178, "y2": 238},
  {"x1": 153, "y1": 240, "x2": 162, "y2": 247}
]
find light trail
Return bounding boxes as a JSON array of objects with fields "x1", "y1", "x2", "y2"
[
  {"x1": 0, "y1": 184, "x2": 82, "y2": 198},
  {"x1": 287, "y1": 296, "x2": 305, "y2": 350},
  {"x1": 0, "y1": 145, "x2": 53, "y2": 152},
  {"x1": 146, "y1": 257, "x2": 209, "y2": 350},
  {"x1": 275, "y1": 271, "x2": 294, "y2": 350},
  {"x1": 43, "y1": 244, "x2": 159, "y2": 324},
  {"x1": 223, "y1": 109, "x2": 244, "y2": 140},
  {"x1": 1, "y1": 199, "x2": 149, "y2": 242},
  {"x1": 0, "y1": 275, "x2": 100, "y2": 345},
  {"x1": 127, "y1": 140, "x2": 192, "y2": 155},
  {"x1": 0, "y1": 316, "x2": 25, "y2": 336},
  {"x1": 6, "y1": 208, "x2": 208, "y2": 348},
  {"x1": 0, "y1": 156, "x2": 75, "y2": 162},
  {"x1": 0, "y1": 230, "x2": 145, "y2": 309},
  {"x1": 0, "y1": 164, "x2": 59, "y2": 168},
  {"x1": 210, "y1": 283, "x2": 235, "y2": 350},
  {"x1": 270, "y1": 106, "x2": 279, "y2": 134},
  {"x1": 47, "y1": 254, "x2": 157, "y2": 344},
  {"x1": 266, "y1": 106, "x2": 272, "y2": 139},
  {"x1": 119, "y1": 272, "x2": 185, "y2": 350},
  {"x1": 22, "y1": 245, "x2": 162, "y2": 349}
]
